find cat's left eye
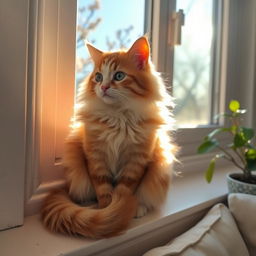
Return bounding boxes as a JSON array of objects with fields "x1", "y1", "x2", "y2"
[
  {"x1": 95, "y1": 72, "x2": 103, "y2": 83},
  {"x1": 113, "y1": 71, "x2": 126, "y2": 81}
]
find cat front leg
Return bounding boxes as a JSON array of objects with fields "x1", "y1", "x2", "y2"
[
  {"x1": 87, "y1": 153, "x2": 114, "y2": 208},
  {"x1": 115, "y1": 161, "x2": 147, "y2": 195},
  {"x1": 136, "y1": 161, "x2": 171, "y2": 211},
  {"x1": 114, "y1": 152, "x2": 148, "y2": 216},
  {"x1": 136, "y1": 135, "x2": 175, "y2": 214},
  {"x1": 63, "y1": 125, "x2": 96, "y2": 203}
]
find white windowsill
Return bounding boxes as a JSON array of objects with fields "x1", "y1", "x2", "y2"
[{"x1": 0, "y1": 165, "x2": 236, "y2": 256}]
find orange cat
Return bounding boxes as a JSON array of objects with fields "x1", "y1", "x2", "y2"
[{"x1": 42, "y1": 37, "x2": 177, "y2": 238}]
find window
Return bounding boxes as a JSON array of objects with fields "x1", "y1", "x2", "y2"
[
  {"x1": 150, "y1": 0, "x2": 225, "y2": 157},
  {"x1": 1, "y1": 0, "x2": 252, "y2": 227},
  {"x1": 172, "y1": 0, "x2": 216, "y2": 127},
  {"x1": 73, "y1": 0, "x2": 224, "y2": 159}
]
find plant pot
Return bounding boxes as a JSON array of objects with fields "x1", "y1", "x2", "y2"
[{"x1": 227, "y1": 173, "x2": 256, "y2": 195}]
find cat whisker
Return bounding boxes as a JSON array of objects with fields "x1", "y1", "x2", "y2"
[{"x1": 110, "y1": 89, "x2": 130, "y2": 101}]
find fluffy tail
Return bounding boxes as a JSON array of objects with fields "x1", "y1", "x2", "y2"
[{"x1": 41, "y1": 189, "x2": 137, "y2": 238}]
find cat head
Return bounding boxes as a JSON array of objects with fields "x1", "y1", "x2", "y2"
[{"x1": 85, "y1": 37, "x2": 163, "y2": 106}]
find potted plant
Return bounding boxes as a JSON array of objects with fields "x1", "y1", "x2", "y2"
[{"x1": 197, "y1": 100, "x2": 256, "y2": 195}]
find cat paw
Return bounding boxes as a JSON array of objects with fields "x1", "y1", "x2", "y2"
[{"x1": 135, "y1": 204, "x2": 148, "y2": 218}]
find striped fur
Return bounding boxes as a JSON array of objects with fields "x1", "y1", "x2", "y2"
[{"x1": 42, "y1": 37, "x2": 177, "y2": 238}]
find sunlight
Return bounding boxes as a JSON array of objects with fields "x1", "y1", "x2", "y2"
[
  {"x1": 157, "y1": 127, "x2": 175, "y2": 165},
  {"x1": 69, "y1": 116, "x2": 82, "y2": 129}
]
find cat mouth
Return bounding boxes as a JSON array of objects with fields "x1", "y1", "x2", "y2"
[{"x1": 102, "y1": 92, "x2": 113, "y2": 98}]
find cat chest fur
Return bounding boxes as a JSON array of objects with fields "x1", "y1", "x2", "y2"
[{"x1": 91, "y1": 111, "x2": 145, "y2": 177}]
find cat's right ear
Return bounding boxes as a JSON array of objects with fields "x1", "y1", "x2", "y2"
[
  {"x1": 86, "y1": 43, "x2": 103, "y2": 64},
  {"x1": 127, "y1": 36, "x2": 150, "y2": 70}
]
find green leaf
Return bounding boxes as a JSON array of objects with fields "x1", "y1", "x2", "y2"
[
  {"x1": 229, "y1": 100, "x2": 240, "y2": 112},
  {"x1": 241, "y1": 127, "x2": 254, "y2": 141},
  {"x1": 234, "y1": 133, "x2": 247, "y2": 147},
  {"x1": 205, "y1": 158, "x2": 216, "y2": 183},
  {"x1": 205, "y1": 128, "x2": 231, "y2": 140},
  {"x1": 198, "y1": 139, "x2": 219, "y2": 154},
  {"x1": 245, "y1": 149, "x2": 256, "y2": 160},
  {"x1": 245, "y1": 149, "x2": 256, "y2": 171}
]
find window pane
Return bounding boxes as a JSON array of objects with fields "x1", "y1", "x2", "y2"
[
  {"x1": 76, "y1": 0, "x2": 146, "y2": 87},
  {"x1": 173, "y1": 0, "x2": 215, "y2": 128}
]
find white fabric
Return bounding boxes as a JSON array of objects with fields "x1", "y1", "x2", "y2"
[
  {"x1": 143, "y1": 204, "x2": 249, "y2": 256},
  {"x1": 228, "y1": 193, "x2": 256, "y2": 256}
]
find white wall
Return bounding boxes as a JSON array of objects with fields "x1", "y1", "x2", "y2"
[{"x1": 0, "y1": 0, "x2": 29, "y2": 229}]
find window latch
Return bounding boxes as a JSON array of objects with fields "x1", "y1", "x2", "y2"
[{"x1": 168, "y1": 9, "x2": 185, "y2": 46}]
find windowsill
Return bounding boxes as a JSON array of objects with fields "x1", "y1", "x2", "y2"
[{"x1": 0, "y1": 165, "x2": 236, "y2": 256}]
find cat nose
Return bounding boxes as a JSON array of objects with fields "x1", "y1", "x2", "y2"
[{"x1": 101, "y1": 84, "x2": 110, "y2": 92}]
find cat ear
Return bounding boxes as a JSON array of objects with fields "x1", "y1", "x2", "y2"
[
  {"x1": 128, "y1": 36, "x2": 150, "y2": 70},
  {"x1": 86, "y1": 43, "x2": 103, "y2": 64}
]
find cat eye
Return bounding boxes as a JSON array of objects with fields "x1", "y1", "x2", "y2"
[
  {"x1": 95, "y1": 72, "x2": 103, "y2": 83},
  {"x1": 113, "y1": 71, "x2": 126, "y2": 81}
]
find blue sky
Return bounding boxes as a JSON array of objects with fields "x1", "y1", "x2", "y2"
[{"x1": 77, "y1": 0, "x2": 145, "y2": 52}]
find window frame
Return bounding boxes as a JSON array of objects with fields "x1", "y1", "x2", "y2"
[
  {"x1": 25, "y1": 0, "x2": 77, "y2": 215},
  {"x1": 151, "y1": 0, "x2": 251, "y2": 160},
  {"x1": 22, "y1": 0, "x2": 256, "y2": 218},
  {"x1": 36, "y1": 0, "x2": 77, "y2": 184}
]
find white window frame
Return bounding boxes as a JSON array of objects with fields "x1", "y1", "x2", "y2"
[
  {"x1": 35, "y1": 0, "x2": 77, "y2": 183},
  {"x1": 1, "y1": 0, "x2": 256, "y2": 230},
  {"x1": 25, "y1": 0, "x2": 77, "y2": 215}
]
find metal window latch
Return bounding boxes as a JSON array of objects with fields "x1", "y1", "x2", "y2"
[{"x1": 168, "y1": 9, "x2": 185, "y2": 46}]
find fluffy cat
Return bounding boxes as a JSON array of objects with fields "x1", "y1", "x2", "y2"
[{"x1": 42, "y1": 36, "x2": 176, "y2": 238}]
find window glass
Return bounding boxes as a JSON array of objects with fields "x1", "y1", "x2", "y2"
[
  {"x1": 173, "y1": 0, "x2": 214, "y2": 128},
  {"x1": 76, "y1": 0, "x2": 146, "y2": 87}
]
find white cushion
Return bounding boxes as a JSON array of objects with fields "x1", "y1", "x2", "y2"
[
  {"x1": 143, "y1": 204, "x2": 249, "y2": 256},
  {"x1": 228, "y1": 193, "x2": 256, "y2": 255}
]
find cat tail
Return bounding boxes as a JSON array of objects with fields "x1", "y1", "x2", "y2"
[{"x1": 41, "y1": 189, "x2": 137, "y2": 238}]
